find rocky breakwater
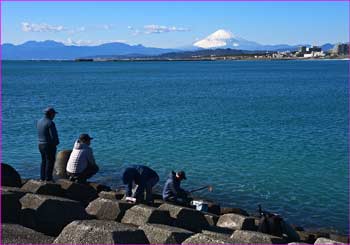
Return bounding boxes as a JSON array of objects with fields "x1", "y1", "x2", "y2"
[{"x1": 1, "y1": 162, "x2": 349, "y2": 244}]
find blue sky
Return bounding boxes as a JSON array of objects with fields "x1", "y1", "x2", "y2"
[{"x1": 2, "y1": 1, "x2": 349, "y2": 48}]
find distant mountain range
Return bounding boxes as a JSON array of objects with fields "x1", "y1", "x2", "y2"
[
  {"x1": 2, "y1": 30, "x2": 336, "y2": 60},
  {"x1": 2, "y1": 40, "x2": 178, "y2": 60}
]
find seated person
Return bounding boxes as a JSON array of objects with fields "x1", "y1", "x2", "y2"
[
  {"x1": 66, "y1": 134, "x2": 99, "y2": 183},
  {"x1": 162, "y1": 170, "x2": 191, "y2": 206},
  {"x1": 122, "y1": 165, "x2": 159, "y2": 204}
]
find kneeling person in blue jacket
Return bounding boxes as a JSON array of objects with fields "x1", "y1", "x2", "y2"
[
  {"x1": 122, "y1": 165, "x2": 159, "y2": 204},
  {"x1": 162, "y1": 170, "x2": 191, "y2": 206}
]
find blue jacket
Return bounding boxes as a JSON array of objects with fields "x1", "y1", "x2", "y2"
[
  {"x1": 162, "y1": 171, "x2": 187, "y2": 201},
  {"x1": 122, "y1": 165, "x2": 158, "y2": 197},
  {"x1": 37, "y1": 116, "x2": 59, "y2": 146}
]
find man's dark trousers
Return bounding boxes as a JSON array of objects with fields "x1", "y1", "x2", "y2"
[{"x1": 39, "y1": 144, "x2": 56, "y2": 181}]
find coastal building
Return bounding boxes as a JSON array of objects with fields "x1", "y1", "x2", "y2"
[
  {"x1": 332, "y1": 43, "x2": 349, "y2": 55},
  {"x1": 308, "y1": 46, "x2": 322, "y2": 52},
  {"x1": 272, "y1": 51, "x2": 293, "y2": 59},
  {"x1": 299, "y1": 46, "x2": 307, "y2": 53},
  {"x1": 303, "y1": 51, "x2": 325, "y2": 58},
  {"x1": 296, "y1": 45, "x2": 324, "y2": 58}
]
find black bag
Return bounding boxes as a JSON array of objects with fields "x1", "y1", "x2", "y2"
[{"x1": 258, "y1": 213, "x2": 284, "y2": 237}]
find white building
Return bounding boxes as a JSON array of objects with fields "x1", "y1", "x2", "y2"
[{"x1": 304, "y1": 51, "x2": 325, "y2": 58}]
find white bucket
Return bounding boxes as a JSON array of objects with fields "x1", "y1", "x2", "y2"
[{"x1": 191, "y1": 200, "x2": 208, "y2": 212}]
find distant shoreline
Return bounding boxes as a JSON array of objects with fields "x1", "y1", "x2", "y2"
[{"x1": 3, "y1": 57, "x2": 349, "y2": 62}]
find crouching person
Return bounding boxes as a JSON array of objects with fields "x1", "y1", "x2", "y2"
[
  {"x1": 162, "y1": 170, "x2": 191, "y2": 206},
  {"x1": 66, "y1": 134, "x2": 99, "y2": 184},
  {"x1": 122, "y1": 165, "x2": 159, "y2": 205}
]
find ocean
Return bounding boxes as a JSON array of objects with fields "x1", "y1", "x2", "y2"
[{"x1": 2, "y1": 60, "x2": 348, "y2": 234}]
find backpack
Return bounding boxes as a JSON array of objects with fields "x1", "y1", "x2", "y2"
[{"x1": 257, "y1": 205, "x2": 284, "y2": 237}]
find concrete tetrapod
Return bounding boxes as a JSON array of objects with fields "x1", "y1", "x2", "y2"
[
  {"x1": 230, "y1": 230, "x2": 286, "y2": 244},
  {"x1": 140, "y1": 223, "x2": 194, "y2": 244},
  {"x1": 2, "y1": 224, "x2": 55, "y2": 244},
  {"x1": 19, "y1": 193, "x2": 89, "y2": 236},
  {"x1": 314, "y1": 237, "x2": 346, "y2": 244},
  {"x1": 98, "y1": 190, "x2": 125, "y2": 201},
  {"x1": 57, "y1": 179, "x2": 98, "y2": 205},
  {"x1": 86, "y1": 198, "x2": 135, "y2": 221},
  {"x1": 54, "y1": 150, "x2": 72, "y2": 178},
  {"x1": 53, "y1": 220, "x2": 149, "y2": 244},
  {"x1": 159, "y1": 203, "x2": 209, "y2": 232},
  {"x1": 220, "y1": 206, "x2": 249, "y2": 216},
  {"x1": 2, "y1": 190, "x2": 23, "y2": 223},
  {"x1": 88, "y1": 182, "x2": 112, "y2": 193},
  {"x1": 122, "y1": 204, "x2": 172, "y2": 226},
  {"x1": 1, "y1": 163, "x2": 22, "y2": 187},
  {"x1": 21, "y1": 179, "x2": 64, "y2": 197},
  {"x1": 217, "y1": 213, "x2": 255, "y2": 230},
  {"x1": 182, "y1": 233, "x2": 234, "y2": 244}
]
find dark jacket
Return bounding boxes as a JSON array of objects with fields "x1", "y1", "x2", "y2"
[
  {"x1": 37, "y1": 116, "x2": 59, "y2": 146},
  {"x1": 122, "y1": 165, "x2": 158, "y2": 197},
  {"x1": 162, "y1": 171, "x2": 187, "y2": 201}
]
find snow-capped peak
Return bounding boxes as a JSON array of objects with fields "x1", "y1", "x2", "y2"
[
  {"x1": 194, "y1": 29, "x2": 236, "y2": 49},
  {"x1": 193, "y1": 29, "x2": 263, "y2": 50},
  {"x1": 207, "y1": 29, "x2": 234, "y2": 40}
]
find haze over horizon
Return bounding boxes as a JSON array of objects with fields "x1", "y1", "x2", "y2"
[{"x1": 2, "y1": 2, "x2": 349, "y2": 49}]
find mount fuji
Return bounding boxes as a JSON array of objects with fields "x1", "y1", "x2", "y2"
[{"x1": 194, "y1": 29, "x2": 306, "y2": 51}]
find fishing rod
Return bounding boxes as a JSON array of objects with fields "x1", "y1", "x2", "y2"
[{"x1": 189, "y1": 185, "x2": 213, "y2": 193}]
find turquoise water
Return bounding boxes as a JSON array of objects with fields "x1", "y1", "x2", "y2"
[{"x1": 2, "y1": 60, "x2": 349, "y2": 234}]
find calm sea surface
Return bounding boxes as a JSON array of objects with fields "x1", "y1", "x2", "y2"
[{"x1": 2, "y1": 60, "x2": 349, "y2": 234}]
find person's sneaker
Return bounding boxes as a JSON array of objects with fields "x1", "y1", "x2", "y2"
[{"x1": 125, "y1": 197, "x2": 136, "y2": 203}]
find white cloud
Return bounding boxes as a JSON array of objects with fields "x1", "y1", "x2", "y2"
[
  {"x1": 131, "y1": 30, "x2": 141, "y2": 36},
  {"x1": 21, "y1": 22, "x2": 88, "y2": 34},
  {"x1": 67, "y1": 26, "x2": 86, "y2": 34},
  {"x1": 62, "y1": 38, "x2": 127, "y2": 46},
  {"x1": 129, "y1": 24, "x2": 190, "y2": 35},
  {"x1": 102, "y1": 25, "x2": 112, "y2": 30},
  {"x1": 64, "y1": 38, "x2": 91, "y2": 46},
  {"x1": 77, "y1": 26, "x2": 86, "y2": 32},
  {"x1": 21, "y1": 22, "x2": 65, "y2": 32},
  {"x1": 143, "y1": 25, "x2": 190, "y2": 34}
]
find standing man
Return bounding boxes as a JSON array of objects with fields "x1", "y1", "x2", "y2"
[
  {"x1": 122, "y1": 165, "x2": 159, "y2": 205},
  {"x1": 37, "y1": 107, "x2": 59, "y2": 181}
]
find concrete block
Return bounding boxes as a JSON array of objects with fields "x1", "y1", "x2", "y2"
[
  {"x1": 315, "y1": 237, "x2": 346, "y2": 244},
  {"x1": 2, "y1": 224, "x2": 55, "y2": 244},
  {"x1": 19, "y1": 193, "x2": 89, "y2": 235},
  {"x1": 159, "y1": 203, "x2": 208, "y2": 232},
  {"x1": 53, "y1": 220, "x2": 149, "y2": 244},
  {"x1": 122, "y1": 204, "x2": 172, "y2": 226},
  {"x1": 140, "y1": 223, "x2": 193, "y2": 244},
  {"x1": 21, "y1": 179, "x2": 64, "y2": 197},
  {"x1": 230, "y1": 230, "x2": 286, "y2": 244},
  {"x1": 86, "y1": 198, "x2": 134, "y2": 221},
  {"x1": 57, "y1": 179, "x2": 98, "y2": 205},
  {"x1": 98, "y1": 190, "x2": 124, "y2": 201},
  {"x1": 182, "y1": 233, "x2": 234, "y2": 244},
  {"x1": 2, "y1": 191, "x2": 22, "y2": 223},
  {"x1": 217, "y1": 213, "x2": 255, "y2": 230},
  {"x1": 1, "y1": 163, "x2": 21, "y2": 187},
  {"x1": 54, "y1": 150, "x2": 72, "y2": 178}
]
